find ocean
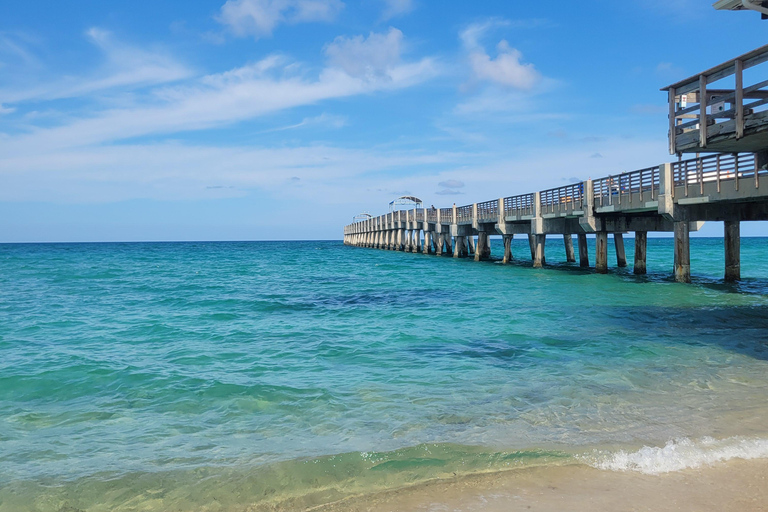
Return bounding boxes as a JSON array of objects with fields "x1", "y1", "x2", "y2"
[{"x1": 1, "y1": 238, "x2": 768, "y2": 511}]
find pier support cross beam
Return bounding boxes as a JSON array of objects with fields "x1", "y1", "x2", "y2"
[
  {"x1": 577, "y1": 233, "x2": 589, "y2": 268},
  {"x1": 634, "y1": 231, "x2": 647, "y2": 275},
  {"x1": 563, "y1": 234, "x2": 576, "y2": 263},
  {"x1": 674, "y1": 221, "x2": 691, "y2": 283},
  {"x1": 595, "y1": 232, "x2": 608, "y2": 274},
  {"x1": 614, "y1": 233, "x2": 627, "y2": 268},
  {"x1": 724, "y1": 220, "x2": 740, "y2": 282}
]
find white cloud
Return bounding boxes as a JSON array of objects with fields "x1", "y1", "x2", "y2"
[
  {"x1": 380, "y1": 0, "x2": 414, "y2": 20},
  {"x1": 217, "y1": 0, "x2": 344, "y2": 39},
  {"x1": 460, "y1": 21, "x2": 541, "y2": 91},
  {"x1": 468, "y1": 39, "x2": 539, "y2": 90},
  {"x1": 324, "y1": 28, "x2": 404, "y2": 80},
  {"x1": 0, "y1": 28, "x2": 192, "y2": 104},
  {"x1": 0, "y1": 104, "x2": 15, "y2": 115}
]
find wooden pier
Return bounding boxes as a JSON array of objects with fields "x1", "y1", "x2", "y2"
[{"x1": 344, "y1": 46, "x2": 768, "y2": 283}]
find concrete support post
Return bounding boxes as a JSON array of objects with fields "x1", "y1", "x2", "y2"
[
  {"x1": 444, "y1": 235, "x2": 453, "y2": 255},
  {"x1": 595, "y1": 232, "x2": 608, "y2": 274},
  {"x1": 634, "y1": 231, "x2": 647, "y2": 275},
  {"x1": 467, "y1": 236, "x2": 475, "y2": 256},
  {"x1": 453, "y1": 236, "x2": 463, "y2": 258},
  {"x1": 614, "y1": 233, "x2": 627, "y2": 267},
  {"x1": 435, "y1": 233, "x2": 443, "y2": 255},
  {"x1": 482, "y1": 235, "x2": 491, "y2": 259},
  {"x1": 533, "y1": 235, "x2": 546, "y2": 268},
  {"x1": 398, "y1": 229, "x2": 405, "y2": 251},
  {"x1": 475, "y1": 232, "x2": 488, "y2": 262},
  {"x1": 724, "y1": 220, "x2": 740, "y2": 282},
  {"x1": 577, "y1": 233, "x2": 589, "y2": 268},
  {"x1": 412, "y1": 230, "x2": 420, "y2": 253},
  {"x1": 528, "y1": 234, "x2": 535, "y2": 261},
  {"x1": 502, "y1": 235, "x2": 513, "y2": 264},
  {"x1": 674, "y1": 221, "x2": 691, "y2": 283},
  {"x1": 563, "y1": 234, "x2": 576, "y2": 263},
  {"x1": 423, "y1": 231, "x2": 431, "y2": 255}
]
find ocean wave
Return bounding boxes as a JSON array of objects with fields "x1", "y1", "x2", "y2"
[{"x1": 585, "y1": 436, "x2": 768, "y2": 474}]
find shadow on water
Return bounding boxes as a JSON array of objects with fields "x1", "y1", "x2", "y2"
[{"x1": 594, "y1": 304, "x2": 768, "y2": 361}]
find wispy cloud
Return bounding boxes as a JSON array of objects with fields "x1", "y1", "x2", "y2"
[
  {"x1": 1, "y1": 42, "x2": 437, "y2": 153},
  {"x1": 380, "y1": 0, "x2": 414, "y2": 20},
  {"x1": 217, "y1": 0, "x2": 344, "y2": 39},
  {"x1": 438, "y1": 179, "x2": 464, "y2": 188},
  {"x1": 0, "y1": 28, "x2": 193, "y2": 104},
  {"x1": 0, "y1": 141, "x2": 473, "y2": 203},
  {"x1": 259, "y1": 112, "x2": 347, "y2": 132}
]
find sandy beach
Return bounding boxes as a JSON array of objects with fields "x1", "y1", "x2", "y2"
[{"x1": 317, "y1": 459, "x2": 768, "y2": 512}]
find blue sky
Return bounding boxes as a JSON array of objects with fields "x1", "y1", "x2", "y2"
[{"x1": 0, "y1": 0, "x2": 765, "y2": 241}]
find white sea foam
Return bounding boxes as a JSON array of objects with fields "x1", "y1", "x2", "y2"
[{"x1": 585, "y1": 437, "x2": 768, "y2": 475}]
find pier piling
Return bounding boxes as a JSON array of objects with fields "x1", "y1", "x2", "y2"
[
  {"x1": 502, "y1": 235, "x2": 513, "y2": 264},
  {"x1": 596, "y1": 232, "x2": 608, "y2": 274},
  {"x1": 634, "y1": 231, "x2": 647, "y2": 275},
  {"x1": 528, "y1": 234, "x2": 535, "y2": 261},
  {"x1": 614, "y1": 234, "x2": 627, "y2": 268},
  {"x1": 724, "y1": 220, "x2": 740, "y2": 282},
  {"x1": 563, "y1": 234, "x2": 576, "y2": 263},
  {"x1": 674, "y1": 221, "x2": 691, "y2": 283},
  {"x1": 533, "y1": 235, "x2": 546, "y2": 268},
  {"x1": 578, "y1": 233, "x2": 589, "y2": 268}
]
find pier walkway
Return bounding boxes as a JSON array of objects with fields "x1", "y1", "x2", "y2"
[{"x1": 344, "y1": 46, "x2": 768, "y2": 283}]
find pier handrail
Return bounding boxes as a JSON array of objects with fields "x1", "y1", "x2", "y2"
[
  {"x1": 476, "y1": 199, "x2": 499, "y2": 221},
  {"x1": 662, "y1": 44, "x2": 768, "y2": 153},
  {"x1": 671, "y1": 152, "x2": 763, "y2": 197},
  {"x1": 503, "y1": 193, "x2": 535, "y2": 217},
  {"x1": 594, "y1": 165, "x2": 659, "y2": 207},
  {"x1": 346, "y1": 152, "x2": 760, "y2": 231},
  {"x1": 540, "y1": 183, "x2": 584, "y2": 211},
  {"x1": 456, "y1": 204, "x2": 473, "y2": 224}
]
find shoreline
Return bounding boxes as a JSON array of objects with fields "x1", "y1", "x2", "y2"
[{"x1": 316, "y1": 458, "x2": 768, "y2": 512}]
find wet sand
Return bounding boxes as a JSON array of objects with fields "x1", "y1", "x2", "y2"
[{"x1": 315, "y1": 459, "x2": 768, "y2": 512}]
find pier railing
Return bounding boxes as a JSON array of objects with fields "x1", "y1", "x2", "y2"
[
  {"x1": 477, "y1": 200, "x2": 499, "y2": 221},
  {"x1": 673, "y1": 153, "x2": 753, "y2": 186},
  {"x1": 503, "y1": 193, "x2": 535, "y2": 218},
  {"x1": 663, "y1": 44, "x2": 768, "y2": 154},
  {"x1": 347, "y1": 151, "x2": 763, "y2": 233},
  {"x1": 595, "y1": 165, "x2": 659, "y2": 208},
  {"x1": 456, "y1": 204, "x2": 473, "y2": 224},
  {"x1": 540, "y1": 183, "x2": 584, "y2": 215}
]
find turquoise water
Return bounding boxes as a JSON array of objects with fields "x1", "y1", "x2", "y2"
[{"x1": 2, "y1": 238, "x2": 768, "y2": 511}]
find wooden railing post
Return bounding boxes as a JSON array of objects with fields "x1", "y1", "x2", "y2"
[
  {"x1": 699, "y1": 74, "x2": 708, "y2": 149},
  {"x1": 668, "y1": 87, "x2": 677, "y2": 155},
  {"x1": 735, "y1": 59, "x2": 744, "y2": 140}
]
